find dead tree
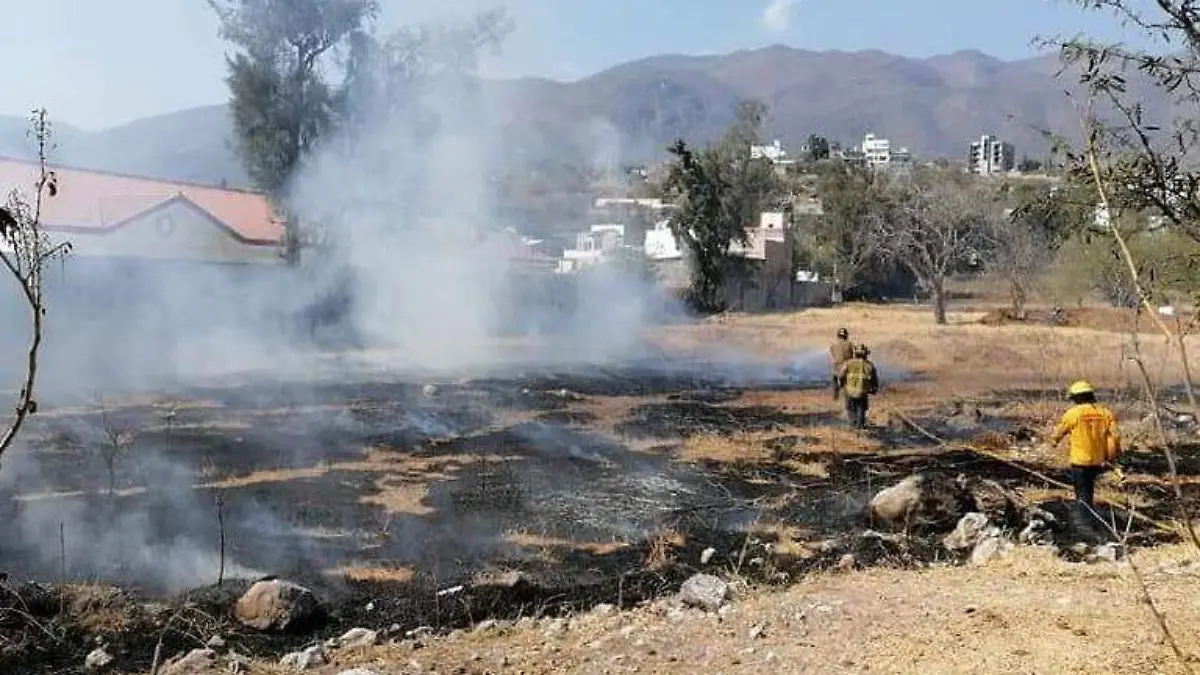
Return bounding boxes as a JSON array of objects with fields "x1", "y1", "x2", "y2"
[
  {"x1": 96, "y1": 399, "x2": 136, "y2": 498},
  {"x1": 868, "y1": 169, "x2": 995, "y2": 324},
  {"x1": 0, "y1": 109, "x2": 70, "y2": 462}
]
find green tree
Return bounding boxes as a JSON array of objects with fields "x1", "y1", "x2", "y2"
[
  {"x1": 808, "y1": 161, "x2": 892, "y2": 301},
  {"x1": 207, "y1": 0, "x2": 379, "y2": 263},
  {"x1": 663, "y1": 100, "x2": 781, "y2": 312}
]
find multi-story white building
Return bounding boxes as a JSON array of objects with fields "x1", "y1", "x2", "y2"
[
  {"x1": 968, "y1": 135, "x2": 1015, "y2": 175},
  {"x1": 857, "y1": 133, "x2": 912, "y2": 169},
  {"x1": 750, "y1": 140, "x2": 789, "y2": 163},
  {"x1": 862, "y1": 133, "x2": 891, "y2": 167}
]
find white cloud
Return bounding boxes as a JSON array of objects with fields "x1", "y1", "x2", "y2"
[{"x1": 760, "y1": 0, "x2": 799, "y2": 33}]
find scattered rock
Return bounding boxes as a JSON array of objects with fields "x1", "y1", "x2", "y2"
[
  {"x1": 869, "y1": 473, "x2": 976, "y2": 528},
  {"x1": 591, "y1": 603, "x2": 617, "y2": 618},
  {"x1": 279, "y1": 645, "x2": 326, "y2": 670},
  {"x1": 749, "y1": 623, "x2": 766, "y2": 640},
  {"x1": 204, "y1": 635, "x2": 226, "y2": 649},
  {"x1": 422, "y1": 384, "x2": 438, "y2": 398},
  {"x1": 969, "y1": 535, "x2": 1011, "y2": 566},
  {"x1": 85, "y1": 647, "x2": 114, "y2": 671},
  {"x1": 235, "y1": 580, "x2": 321, "y2": 632},
  {"x1": 1088, "y1": 543, "x2": 1122, "y2": 564},
  {"x1": 1019, "y1": 518, "x2": 1053, "y2": 545},
  {"x1": 405, "y1": 626, "x2": 434, "y2": 639},
  {"x1": 474, "y1": 619, "x2": 500, "y2": 632},
  {"x1": 335, "y1": 627, "x2": 379, "y2": 650},
  {"x1": 227, "y1": 651, "x2": 251, "y2": 674},
  {"x1": 162, "y1": 648, "x2": 218, "y2": 674},
  {"x1": 336, "y1": 670, "x2": 384, "y2": 675},
  {"x1": 700, "y1": 547, "x2": 717, "y2": 565},
  {"x1": 943, "y1": 513, "x2": 990, "y2": 551},
  {"x1": 869, "y1": 475, "x2": 924, "y2": 524},
  {"x1": 835, "y1": 553, "x2": 856, "y2": 571},
  {"x1": 678, "y1": 573, "x2": 730, "y2": 611}
]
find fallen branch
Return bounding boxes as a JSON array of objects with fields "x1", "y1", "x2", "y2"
[{"x1": 886, "y1": 408, "x2": 1176, "y2": 535}]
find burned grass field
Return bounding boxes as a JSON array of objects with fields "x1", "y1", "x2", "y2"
[{"x1": 0, "y1": 312, "x2": 1198, "y2": 672}]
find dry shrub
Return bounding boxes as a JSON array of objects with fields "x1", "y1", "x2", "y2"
[{"x1": 644, "y1": 529, "x2": 684, "y2": 570}]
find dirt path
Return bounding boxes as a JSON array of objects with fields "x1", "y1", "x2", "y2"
[{"x1": 290, "y1": 547, "x2": 1200, "y2": 675}]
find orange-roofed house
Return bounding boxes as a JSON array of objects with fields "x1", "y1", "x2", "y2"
[{"x1": 0, "y1": 158, "x2": 285, "y2": 264}]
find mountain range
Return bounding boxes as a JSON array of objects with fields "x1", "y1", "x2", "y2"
[{"x1": 0, "y1": 45, "x2": 1134, "y2": 189}]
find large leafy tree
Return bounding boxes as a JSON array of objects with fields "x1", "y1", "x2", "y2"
[
  {"x1": 207, "y1": 0, "x2": 379, "y2": 262},
  {"x1": 663, "y1": 101, "x2": 781, "y2": 312}
]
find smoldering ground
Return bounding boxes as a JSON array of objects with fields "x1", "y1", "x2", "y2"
[{"x1": 0, "y1": 4, "x2": 860, "y2": 602}]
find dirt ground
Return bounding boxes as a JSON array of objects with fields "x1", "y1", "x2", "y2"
[
  {"x1": 277, "y1": 545, "x2": 1200, "y2": 675},
  {"x1": 4, "y1": 301, "x2": 1200, "y2": 674}
]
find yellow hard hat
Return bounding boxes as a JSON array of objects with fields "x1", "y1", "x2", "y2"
[{"x1": 1066, "y1": 380, "x2": 1095, "y2": 396}]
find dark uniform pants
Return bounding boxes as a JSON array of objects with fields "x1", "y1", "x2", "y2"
[
  {"x1": 1071, "y1": 465, "x2": 1104, "y2": 507},
  {"x1": 845, "y1": 396, "x2": 869, "y2": 429}
]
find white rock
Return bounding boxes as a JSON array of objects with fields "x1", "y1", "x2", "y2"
[
  {"x1": 235, "y1": 580, "x2": 321, "y2": 632},
  {"x1": 162, "y1": 648, "x2": 218, "y2": 675},
  {"x1": 335, "y1": 627, "x2": 379, "y2": 650},
  {"x1": 869, "y1": 475, "x2": 924, "y2": 524},
  {"x1": 85, "y1": 647, "x2": 114, "y2": 670},
  {"x1": 943, "y1": 513, "x2": 990, "y2": 551},
  {"x1": 969, "y1": 535, "x2": 1011, "y2": 566},
  {"x1": 700, "y1": 547, "x2": 716, "y2": 565},
  {"x1": 678, "y1": 573, "x2": 730, "y2": 611},
  {"x1": 279, "y1": 645, "x2": 326, "y2": 670}
]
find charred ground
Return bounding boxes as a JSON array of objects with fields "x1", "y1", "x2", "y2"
[{"x1": 0, "y1": 308, "x2": 1197, "y2": 673}]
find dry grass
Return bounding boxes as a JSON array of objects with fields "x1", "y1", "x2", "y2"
[
  {"x1": 652, "y1": 304, "x2": 1195, "y2": 403},
  {"x1": 503, "y1": 531, "x2": 629, "y2": 557},
  {"x1": 644, "y1": 529, "x2": 684, "y2": 570},
  {"x1": 328, "y1": 565, "x2": 416, "y2": 584}
]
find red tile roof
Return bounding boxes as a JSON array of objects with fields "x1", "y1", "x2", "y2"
[{"x1": 0, "y1": 158, "x2": 284, "y2": 245}]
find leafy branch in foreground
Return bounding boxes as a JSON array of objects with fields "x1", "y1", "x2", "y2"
[
  {"x1": 0, "y1": 108, "x2": 71, "y2": 462},
  {"x1": 1043, "y1": 1, "x2": 1200, "y2": 408}
]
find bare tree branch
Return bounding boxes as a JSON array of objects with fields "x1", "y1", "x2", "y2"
[{"x1": 0, "y1": 109, "x2": 71, "y2": 462}]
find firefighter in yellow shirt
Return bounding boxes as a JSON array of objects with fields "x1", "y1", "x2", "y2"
[{"x1": 1048, "y1": 380, "x2": 1121, "y2": 524}]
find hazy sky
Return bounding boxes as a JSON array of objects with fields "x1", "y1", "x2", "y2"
[{"x1": 0, "y1": 0, "x2": 1146, "y2": 130}]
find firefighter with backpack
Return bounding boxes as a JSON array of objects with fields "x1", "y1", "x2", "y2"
[{"x1": 836, "y1": 344, "x2": 880, "y2": 429}]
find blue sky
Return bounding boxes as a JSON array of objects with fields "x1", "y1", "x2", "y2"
[{"x1": 0, "y1": 0, "x2": 1148, "y2": 130}]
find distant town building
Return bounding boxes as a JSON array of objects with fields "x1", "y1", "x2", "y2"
[
  {"x1": 859, "y1": 133, "x2": 912, "y2": 169},
  {"x1": 750, "y1": 140, "x2": 789, "y2": 163},
  {"x1": 558, "y1": 224, "x2": 626, "y2": 273},
  {"x1": 968, "y1": 135, "x2": 1015, "y2": 175}
]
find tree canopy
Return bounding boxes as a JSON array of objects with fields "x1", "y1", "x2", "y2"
[{"x1": 663, "y1": 100, "x2": 782, "y2": 312}]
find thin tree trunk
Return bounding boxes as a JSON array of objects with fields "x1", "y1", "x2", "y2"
[{"x1": 932, "y1": 279, "x2": 948, "y2": 325}]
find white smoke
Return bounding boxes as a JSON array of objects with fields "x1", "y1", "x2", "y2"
[{"x1": 761, "y1": 0, "x2": 800, "y2": 33}]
